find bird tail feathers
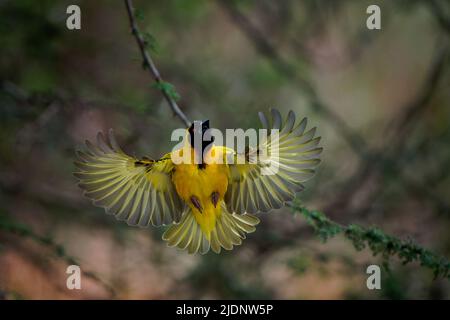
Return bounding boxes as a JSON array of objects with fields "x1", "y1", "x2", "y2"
[{"x1": 162, "y1": 204, "x2": 259, "y2": 254}]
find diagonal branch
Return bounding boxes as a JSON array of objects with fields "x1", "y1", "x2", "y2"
[
  {"x1": 124, "y1": 0, "x2": 191, "y2": 127},
  {"x1": 291, "y1": 203, "x2": 450, "y2": 279}
]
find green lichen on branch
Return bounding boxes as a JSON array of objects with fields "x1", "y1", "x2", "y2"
[
  {"x1": 151, "y1": 81, "x2": 181, "y2": 101},
  {"x1": 291, "y1": 203, "x2": 450, "y2": 279},
  {"x1": 124, "y1": 0, "x2": 191, "y2": 127},
  {"x1": 142, "y1": 32, "x2": 159, "y2": 53}
]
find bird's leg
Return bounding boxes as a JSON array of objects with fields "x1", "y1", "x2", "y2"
[
  {"x1": 211, "y1": 191, "x2": 219, "y2": 208},
  {"x1": 190, "y1": 195, "x2": 203, "y2": 213}
]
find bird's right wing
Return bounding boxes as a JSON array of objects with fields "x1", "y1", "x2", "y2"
[
  {"x1": 74, "y1": 130, "x2": 184, "y2": 226},
  {"x1": 225, "y1": 109, "x2": 322, "y2": 214}
]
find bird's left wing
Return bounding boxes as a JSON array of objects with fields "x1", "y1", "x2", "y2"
[
  {"x1": 74, "y1": 130, "x2": 184, "y2": 226},
  {"x1": 225, "y1": 109, "x2": 322, "y2": 214}
]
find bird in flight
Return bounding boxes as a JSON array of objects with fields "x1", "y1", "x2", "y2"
[{"x1": 74, "y1": 109, "x2": 322, "y2": 254}]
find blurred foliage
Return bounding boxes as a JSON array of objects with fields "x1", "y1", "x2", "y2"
[
  {"x1": 0, "y1": 211, "x2": 116, "y2": 297},
  {"x1": 151, "y1": 81, "x2": 181, "y2": 101},
  {"x1": 0, "y1": 0, "x2": 449, "y2": 299}
]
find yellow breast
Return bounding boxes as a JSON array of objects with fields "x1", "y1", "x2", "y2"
[{"x1": 171, "y1": 146, "x2": 229, "y2": 237}]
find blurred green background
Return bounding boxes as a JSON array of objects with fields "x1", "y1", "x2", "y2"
[{"x1": 0, "y1": 0, "x2": 449, "y2": 299}]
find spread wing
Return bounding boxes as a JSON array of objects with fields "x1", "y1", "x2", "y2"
[
  {"x1": 225, "y1": 109, "x2": 322, "y2": 214},
  {"x1": 74, "y1": 130, "x2": 184, "y2": 226}
]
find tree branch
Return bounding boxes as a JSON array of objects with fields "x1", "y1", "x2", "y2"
[
  {"x1": 291, "y1": 203, "x2": 450, "y2": 279},
  {"x1": 120, "y1": 1, "x2": 450, "y2": 279},
  {"x1": 124, "y1": 0, "x2": 191, "y2": 127}
]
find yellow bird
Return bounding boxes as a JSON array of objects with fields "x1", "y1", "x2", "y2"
[{"x1": 74, "y1": 109, "x2": 322, "y2": 254}]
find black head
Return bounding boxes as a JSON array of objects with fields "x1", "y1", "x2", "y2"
[{"x1": 188, "y1": 120, "x2": 215, "y2": 158}]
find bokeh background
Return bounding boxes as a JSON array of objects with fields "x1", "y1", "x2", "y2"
[{"x1": 0, "y1": 0, "x2": 449, "y2": 299}]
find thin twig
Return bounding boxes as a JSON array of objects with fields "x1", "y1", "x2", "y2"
[{"x1": 124, "y1": 0, "x2": 191, "y2": 127}]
